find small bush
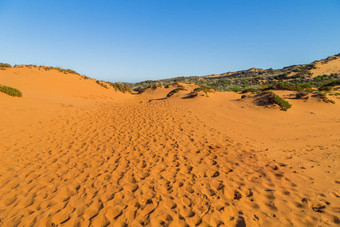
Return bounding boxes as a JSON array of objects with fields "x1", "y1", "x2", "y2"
[
  {"x1": 319, "y1": 86, "x2": 333, "y2": 92},
  {"x1": 271, "y1": 92, "x2": 292, "y2": 111},
  {"x1": 314, "y1": 75, "x2": 328, "y2": 80},
  {"x1": 241, "y1": 94, "x2": 247, "y2": 99},
  {"x1": 0, "y1": 85, "x2": 22, "y2": 97},
  {"x1": 268, "y1": 82, "x2": 312, "y2": 92},
  {"x1": 229, "y1": 85, "x2": 242, "y2": 92},
  {"x1": 313, "y1": 92, "x2": 335, "y2": 104},
  {"x1": 108, "y1": 82, "x2": 132, "y2": 93},
  {"x1": 242, "y1": 88, "x2": 258, "y2": 93},
  {"x1": 185, "y1": 85, "x2": 215, "y2": 98},
  {"x1": 59, "y1": 68, "x2": 80, "y2": 75},
  {"x1": 40, "y1": 66, "x2": 81, "y2": 75},
  {"x1": 186, "y1": 91, "x2": 199, "y2": 98},
  {"x1": 0, "y1": 63, "x2": 12, "y2": 68},
  {"x1": 295, "y1": 91, "x2": 309, "y2": 99},
  {"x1": 96, "y1": 80, "x2": 109, "y2": 89},
  {"x1": 320, "y1": 79, "x2": 340, "y2": 88},
  {"x1": 167, "y1": 86, "x2": 185, "y2": 97},
  {"x1": 193, "y1": 85, "x2": 214, "y2": 93},
  {"x1": 256, "y1": 92, "x2": 292, "y2": 111},
  {"x1": 134, "y1": 86, "x2": 150, "y2": 94}
]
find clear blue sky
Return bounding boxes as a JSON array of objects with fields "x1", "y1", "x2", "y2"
[{"x1": 0, "y1": 1, "x2": 339, "y2": 82}]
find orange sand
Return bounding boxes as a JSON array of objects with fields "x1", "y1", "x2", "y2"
[
  {"x1": 311, "y1": 55, "x2": 340, "y2": 77},
  {"x1": 0, "y1": 67, "x2": 339, "y2": 226}
]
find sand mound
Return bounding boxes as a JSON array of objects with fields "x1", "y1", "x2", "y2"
[
  {"x1": 0, "y1": 69, "x2": 339, "y2": 226},
  {"x1": 0, "y1": 66, "x2": 120, "y2": 99},
  {"x1": 311, "y1": 55, "x2": 340, "y2": 77},
  {"x1": 0, "y1": 66, "x2": 129, "y2": 134}
]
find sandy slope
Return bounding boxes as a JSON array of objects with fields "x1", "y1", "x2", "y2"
[
  {"x1": 311, "y1": 55, "x2": 340, "y2": 77},
  {"x1": 0, "y1": 68, "x2": 340, "y2": 226}
]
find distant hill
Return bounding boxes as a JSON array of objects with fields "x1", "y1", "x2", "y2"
[{"x1": 131, "y1": 53, "x2": 340, "y2": 92}]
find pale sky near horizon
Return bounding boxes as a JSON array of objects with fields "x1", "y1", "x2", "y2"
[{"x1": 0, "y1": 0, "x2": 339, "y2": 82}]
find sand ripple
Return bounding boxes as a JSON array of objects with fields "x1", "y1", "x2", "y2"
[{"x1": 0, "y1": 100, "x2": 339, "y2": 226}]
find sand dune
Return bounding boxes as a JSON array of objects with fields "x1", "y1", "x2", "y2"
[
  {"x1": 311, "y1": 55, "x2": 340, "y2": 77},
  {"x1": 0, "y1": 67, "x2": 340, "y2": 226}
]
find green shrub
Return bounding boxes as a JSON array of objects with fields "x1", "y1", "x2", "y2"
[
  {"x1": 167, "y1": 86, "x2": 185, "y2": 97},
  {"x1": 134, "y1": 86, "x2": 150, "y2": 94},
  {"x1": 59, "y1": 68, "x2": 80, "y2": 75},
  {"x1": 108, "y1": 82, "x2": 132, "y2": 93},
  {"x1": 319, "y1": 86, "x2": 333, "y2": 92},
  {"x1": 193, "y1": 85, "x2": 214, "y2": 93},
  {"x1": 41, "y1": 66, "x2": 53, "y2": 71},
  {"x1": 295, "y1": 91, "x2": 309, "y2": 99},
  {"x1": 0, "y1": 85, "x2": 22, "y2": 97},
  {"x1": 268, "y1": 68, "x2": 274, "y2": 74},
  {"x1": 257, "y1": 92, "x2": 292, "y2": 111},
  {"x1": 96, "y1": 80, "x2": 108, "y2": 89},
  {"x1": 185, "y1": 85, "x2": 215, "y2": 98},
  {"x1": 316, "y1": 79, "x2": 340, "y2": 92},
  {"x1": 110, "y1": 55, "x2": 340, "y2": 96},
  {"x1": 314, "y1": 75, "x2": 328, "y2": 80},
  {"x1": 0, "y1": 63, "x2": 11, "y2": 68},
  {"x1": 186, "y1": 91, "x2": 199, "y2": 98},
  {"x1": 242, "y1": 88, "x2": 258, "y2": 93},
  {"x1": 229, "y1": 85, "x2": 242, "y2": 92},
  {"x1": 322, "y1": 79, "x2": 340, "y2": 87},
  {"x1": 40, "y1": 66, "x2": 81, "y2": 75},
  {"x1": 271, "y1": 92, "x2": 292, "y2": 111},
  {"x1": 268, "y1": 82, "x2": 312, "y2": 92},
  {"x1": 313, "y1": 92, "x2": 335, "y2": 104}
]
